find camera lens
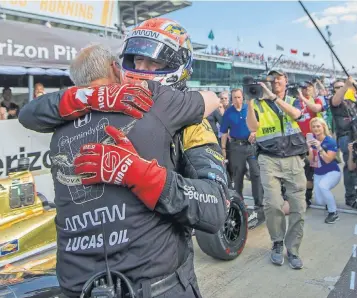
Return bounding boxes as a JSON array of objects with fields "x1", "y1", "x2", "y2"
[{"x1": 249, "y1": 87, "x2": 257, "y2": 95}]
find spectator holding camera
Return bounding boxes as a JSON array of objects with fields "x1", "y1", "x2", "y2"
[
  {"x1": 246, "y1": 69, "x2": 307, "y2": 270},
  {"x1": 295, "y1": 81, "x2": 324, "y2": 207},
  {"x1": 307, "y1": 117, "x2": 341, "y2": 224},
  {"x1": 330, "y1": 77, "x2": 357, "y2": 208}
]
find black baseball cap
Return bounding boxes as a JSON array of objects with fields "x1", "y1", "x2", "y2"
[{"x1": 300, "y1": 81, "x2": 314, "y2": 88}]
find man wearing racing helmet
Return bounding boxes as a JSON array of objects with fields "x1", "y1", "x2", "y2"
[
  {"x1": 118, "y1": 18, "x2": 195, "y2": 91},
  {"x1": 19, "y1": 18, "x2": 228, "y2": 298}
]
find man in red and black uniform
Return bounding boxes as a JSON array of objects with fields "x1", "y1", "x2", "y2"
[{"x1": 293, "y1": 81, "x2": 324, "y2": 206}]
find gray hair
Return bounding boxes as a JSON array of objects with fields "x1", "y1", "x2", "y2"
[
  {"x1": 219, "y1": 90, "x2": 229, "y2": 98},
  {"x1": 69, "y1": 43, "x2": 119, "y2": 86}
]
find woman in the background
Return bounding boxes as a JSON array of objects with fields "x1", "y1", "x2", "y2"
[{"x1": 307, "y1": 117, "x2": 341, "y2": 224}]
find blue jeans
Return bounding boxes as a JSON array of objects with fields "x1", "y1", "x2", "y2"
[{"x1": 338, "y1": 135, "x2": 357, "y2": 202}]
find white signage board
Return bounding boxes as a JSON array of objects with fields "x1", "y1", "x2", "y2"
[
  {"x1": 0, "y1": 119, "x2": 55, "y2": 202},
  {"x1": 0, "y1": 0, "x2": 119, "y2": 28}
]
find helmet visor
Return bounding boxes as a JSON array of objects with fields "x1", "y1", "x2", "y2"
[{"x1": 123, "y1": 37, "x2": 189, "y2": 70}]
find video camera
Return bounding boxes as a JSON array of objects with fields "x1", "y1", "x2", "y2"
[
  {"x1": 242, "y1": 75, "x2": 274, "y2": 99},
  {"x1": 286, "y1": 81, "x2": 316, "y2": 98},
  {"x1": 311, "y1": 77, "x2": 317, "y2": 84},
  {"x1": 286, "y1": 83, "x2": 300, "y2": 98}
]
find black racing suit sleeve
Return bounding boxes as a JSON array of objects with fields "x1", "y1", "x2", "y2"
[
  {"x1": 148, "y1": 81, "x2": 205, "y2": 136},
  {"x1": 18, "y1": 91, "x2": 66, "y2": 133},
  {"x1": 154, "y1": 142, "x2": 228, "y2": 234},
  {"x1": 214, "y1": 109, "x2": 223, "y2": 125}
]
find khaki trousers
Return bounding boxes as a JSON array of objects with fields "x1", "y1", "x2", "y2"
[{"x1": 258, "y1": 154, "x2": 307, "y2": 255}]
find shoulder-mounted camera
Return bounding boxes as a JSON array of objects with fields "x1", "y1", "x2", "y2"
[{"x1": 242, "y1": 75, "x2": 274, "y2": 99}]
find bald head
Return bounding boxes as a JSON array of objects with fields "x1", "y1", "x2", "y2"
[{"x1": 69, "y1": 44, "x2": 120, "y2": 87}]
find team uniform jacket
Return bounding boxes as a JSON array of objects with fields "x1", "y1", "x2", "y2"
[{"x1": 18, "y1": 81, "x2": 228, "y2": 297}]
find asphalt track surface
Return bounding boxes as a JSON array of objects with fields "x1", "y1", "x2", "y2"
[
  {"x1": 38, "y1": 168, "x2": 356, "y2": 297},
  {"x1": 193, "y1": 174, "x2": 356, "y2": 298},
  {"x1": 193, "y1": 207, "x2": 357, "y2": 298}
]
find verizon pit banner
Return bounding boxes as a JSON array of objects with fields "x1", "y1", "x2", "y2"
[{"x1": 0, "y1": 20, "x2": 124, "y2": 69}]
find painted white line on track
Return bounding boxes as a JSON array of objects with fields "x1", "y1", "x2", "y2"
[
  {"x1": 353, "y1": 245, "x2": 357, "y2": 258},
  {"x1": 350, "y1": 271, "x2": 355, "y2": 290},
  {"x1": 354, "y1": 225, "x2": 357, "y2": 235}
]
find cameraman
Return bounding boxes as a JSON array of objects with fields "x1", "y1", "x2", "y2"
[
  {"x1": 330, "y1": 76, "x2": 357, "y2": 208},
  {"x1": 347, "y1": 142, "x2": 357, "y2": 172},
  {"x1": 246, "y1": 69, "x2": 307, "y2": 270}
]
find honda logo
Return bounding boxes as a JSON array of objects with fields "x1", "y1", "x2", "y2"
[{"x1": 73, "y1": 113, "x2": 92, "y2": 128}]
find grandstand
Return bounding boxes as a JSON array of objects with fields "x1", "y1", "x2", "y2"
[
  {"x1": 119, "y1": 1, "x2": 192, "y2": 26},
  {"x1": 0, "y1": 0, "x2": 355, "y2": 97}
]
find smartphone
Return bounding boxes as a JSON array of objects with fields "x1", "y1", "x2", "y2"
[{"x1": 306, "y1": 133, "x2": 314, "y2": 142}]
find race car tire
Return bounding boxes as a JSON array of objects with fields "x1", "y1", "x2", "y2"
[{"x1": 195, "y1": 189, "x2": 248, "y2": 261}]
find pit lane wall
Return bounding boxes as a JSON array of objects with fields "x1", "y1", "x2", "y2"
[{"x1": 0, "y1": 120, "x2": 55, "y2": 202}]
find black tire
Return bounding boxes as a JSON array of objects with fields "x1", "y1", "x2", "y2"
[{"x1": 195, "y1": 189, "x2": 248, "y2": 261}]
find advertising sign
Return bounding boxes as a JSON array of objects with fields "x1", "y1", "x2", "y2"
[
  {"x1": 0, "y1": 0, "x2": 119, "y2": 28},
  {"x1": 0, "y1": 20, "x2": 124, "y2": 69}
]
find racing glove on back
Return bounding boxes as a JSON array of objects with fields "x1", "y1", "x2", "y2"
[
  {"x1": 73, "y1": 125, "x2": 167, "y2": 210},
  {"x1": 58, "y1": 82, "x2": 153, "y2": 120}
]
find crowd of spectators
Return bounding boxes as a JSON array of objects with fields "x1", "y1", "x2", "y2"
[
  {"x1": 202, "y1": 46, "x2": 356, "y2": 77},
  {"x1": 208, "y1": 76, "x2": 357, "y2": 228},
  {"x1": 0, "y1": 83, "x2": 46, "y2": 120}
]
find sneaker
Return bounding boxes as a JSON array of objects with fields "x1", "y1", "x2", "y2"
[
  {"x1": 325, "y1": 212, "x2": 339, "y2": 224},
  {"x1": 346, "y1": 199, "x2": 357, "y2": 209},
  {"x1": 270, "y1": 241, "x2": 284, "y2": 266},
  {"x1": 254, "y1": 204, "x2": 263, "y2": 210},
  {"x1": 287, "y1": 251, "x2": 303, "y2": 269}
]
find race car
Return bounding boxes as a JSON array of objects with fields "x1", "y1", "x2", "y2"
[
  {"x1": 0, "y1": 157, "x2": 57, "y2": 269},
  {"x1": 0, "y1": 157, "x2": 60, "y2": 297}
]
